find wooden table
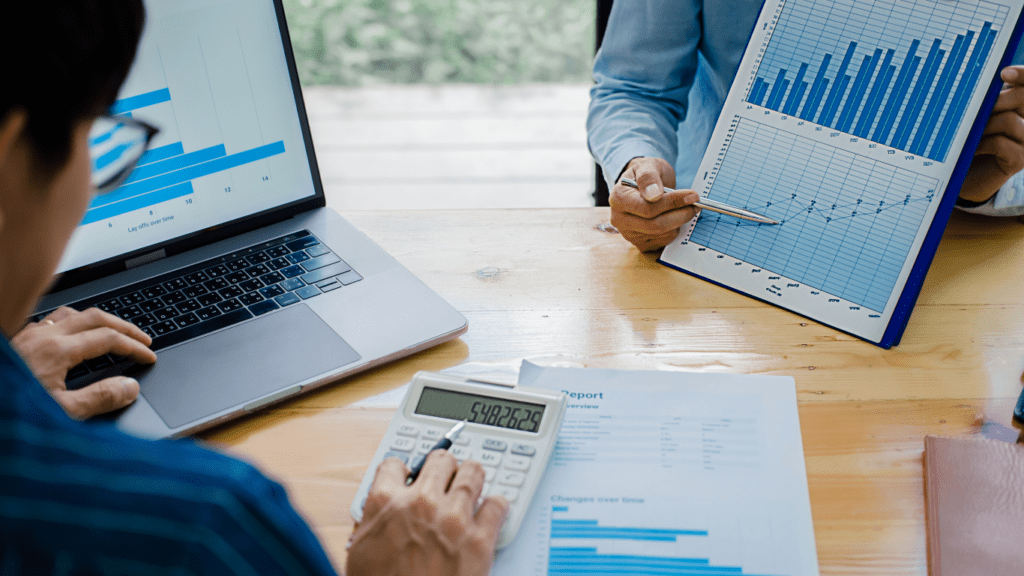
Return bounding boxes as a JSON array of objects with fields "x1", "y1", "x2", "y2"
[{"x1": 202, "y1": 208, "x2": 1024, "y2": 575}]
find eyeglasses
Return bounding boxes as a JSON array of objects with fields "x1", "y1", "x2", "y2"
[{"x1": 88, "y1": 114, "x2": 160, "y2": 195}]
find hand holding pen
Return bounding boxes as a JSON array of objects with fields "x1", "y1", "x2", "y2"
[{"x1": 610, "y1": 157, "x2": 702, "y2": 252}]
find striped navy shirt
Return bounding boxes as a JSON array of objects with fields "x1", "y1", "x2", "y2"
[{"x1": 0, "y1": 336, "x2": 338, "y2": 575}]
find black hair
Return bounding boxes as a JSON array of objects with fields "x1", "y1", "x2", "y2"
[{"x1": 2, "y1": 2, "x2": 146, "y2": 175}]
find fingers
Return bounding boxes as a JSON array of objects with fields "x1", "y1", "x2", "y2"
[
  {"x1": 975, "y1": 134, "x2": 1024, "y2": 176},
  {"x1": 62, "y1": 327, "x2": 157, "y2": 366},
  {"x1": 473, "y1": 496, "x2": 511, "y2": 549},
  {"x1": 363, "y1": 457, "x2": 409, "y2": 519},
  {"x1": 52, "y1": 376, "x2": 140, "y2": 420},
  {"x1": 982, "y1": 110, "x2": 1024, "y2": 144},
  {"x1": 1001, "y1": 65, "x2": 1024, "y2": 86},
  {"x1": 627, "y1": 157, "x2": 677, "y2": 202},
  {"x1": 416, "y1": 450, "x2": 459, "y2": 496},
  {"x1": 58, "y1": 308, "x2": 153, "y2": 348},
  {"x1": 44, "y1": 307, "x2": 77, "y2": 323},
  {"x1": 445, "y1": 460, "x2": 486, "y2": 517}
]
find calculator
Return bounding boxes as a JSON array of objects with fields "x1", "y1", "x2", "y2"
[{"x1": 350, "y1": 371, "x2": 567, "y2": 548}]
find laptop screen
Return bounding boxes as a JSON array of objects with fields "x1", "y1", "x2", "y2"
[{"x1": 56, "y1": 0, "x2": 318, "y2": 274}]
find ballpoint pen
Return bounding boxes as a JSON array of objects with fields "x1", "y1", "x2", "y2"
[
  {"x1": 620, "y1": 178, "x2": 780, "y2": 224},
  {"x1": 406, "y1": 420, "x2": 466, "y2": 484}
]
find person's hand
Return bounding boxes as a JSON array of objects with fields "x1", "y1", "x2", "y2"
[
  {"x1": 346, "y1": 452, "x2": 510, "y2": 576},
  {"x1": 610, "y1": 157, "x2": 701, "y2": 252},
  {"x1": 12, "y1": 307, "x2": 156, "y2": 419},
  {"x1": 961, "y1": 66, "x2": 1024, "y2": 203}
]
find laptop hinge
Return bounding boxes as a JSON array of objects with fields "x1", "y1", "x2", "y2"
[{"x1": 125, "y1": 249, "x2": 167, "y2": 270}]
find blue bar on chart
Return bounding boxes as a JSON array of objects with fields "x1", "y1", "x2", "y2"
[
  {"x1": 547, "y1": 508, "x2": 783, "y2": 576},
  {"x1": 138, "y1": 142, "x2": 186, "y2": 166},
  {"x1": 745, "y1": 0, "x2": 1006, "y2": 163},
  {"x1": 90, "y1": 140, "x2": 285, "y2": 210},
  {"x1": 82, "y1": 87, "x2": 286, "y2": 225},
  {"x1": 81, "y1": 182, "x2": 195, "y2": 226},
  {"x1": 110, "y1": 88, "x2": 172, "y2": 114}
]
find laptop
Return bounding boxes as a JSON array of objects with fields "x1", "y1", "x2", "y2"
[{"x1": 32, "y1": 0, "x2": 467, "y2": 439}]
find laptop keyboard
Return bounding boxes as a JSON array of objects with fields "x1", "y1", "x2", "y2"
[{"x1": 32, "y1": 230, "x2": 361, "y2": 382}]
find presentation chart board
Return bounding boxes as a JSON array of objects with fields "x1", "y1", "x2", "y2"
[
  {"x1": 59, "y1": 0, "x2": 318, "y2": 274},
  {"x1": 491, "y1": 363, "x2": 819, "y2": 576},
  {"x1": 661, "y1": 0, "x2": 1024, "y2": 347}
]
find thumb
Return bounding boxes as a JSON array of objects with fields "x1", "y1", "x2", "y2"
[{"x1": 58, "y1": 377, "x2": 140, "y2": 420}]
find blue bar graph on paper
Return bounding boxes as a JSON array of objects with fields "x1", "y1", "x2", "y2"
[
  {"x1": 854, "y1": 49, "x2": 895, "y2": 137},
  {"x1": 746, "y1": 1, "x2": 1006, "y2": 162},
  {"x1": 912, "y1": 34, "x2": 969, "y2": 155},
  {"x1": 801, "y1": 52, "x2": 832, "y2": 119},
  {"x1": 547, "y1": 508, "x2": 786, "y2": 576},
  {"x1": 110, "y1": 88, "x2": 172, "y2": 114},
  {"x1": 873, "y1": 40, "x2": 920, "y2": 143},
  {"x1": 892, "y1": 40, "x2": 944, "y2": 151},
  {"x1": 783, "y1": 63, "x2": 809, "y2": 114}
]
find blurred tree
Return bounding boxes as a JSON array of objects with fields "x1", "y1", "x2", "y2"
[{"x1": 283, "y1": 0, "x2": 595, "y2": 85}]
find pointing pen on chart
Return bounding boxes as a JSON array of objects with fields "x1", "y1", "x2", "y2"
[{"x1": 620, "y1": 178, "x2": 780, "y2": 225}]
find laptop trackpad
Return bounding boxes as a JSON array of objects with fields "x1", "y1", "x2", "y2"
[{"x1": 139, "y1": 304, "x2": 361, "y2": 430}]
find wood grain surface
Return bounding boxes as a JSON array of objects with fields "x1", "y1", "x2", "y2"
[{"x1": 202, "y1": 208, "x2": 1024, "y2": 575}]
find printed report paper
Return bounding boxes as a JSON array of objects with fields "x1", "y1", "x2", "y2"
[{"x1": 491, "y1": 362, "x2": 819, "y2": 576}]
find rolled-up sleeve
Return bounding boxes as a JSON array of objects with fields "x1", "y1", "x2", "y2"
[
  {"x1": 958, "y1": 171, "x2": 1024, "y2": 216},
  {"x1": 587, "y1": 0, "x2": 702, "y2": 190}
]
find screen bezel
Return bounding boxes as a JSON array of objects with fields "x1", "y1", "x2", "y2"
[{"x1": 50, "y1": 0, "x2": 325, "y2": 294}]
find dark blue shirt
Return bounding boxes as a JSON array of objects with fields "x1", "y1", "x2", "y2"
[{"x1": 0, "y1": 336, "x2": 338, "y2": 575}]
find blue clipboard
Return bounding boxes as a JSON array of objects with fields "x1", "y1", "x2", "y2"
[{"x1": 659, "y1": 7, "x2": 1024, "y2": 349}]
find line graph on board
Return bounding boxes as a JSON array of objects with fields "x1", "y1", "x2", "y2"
[{"x1": 689, "y1": 118, "x2": 938, "y2": 313}]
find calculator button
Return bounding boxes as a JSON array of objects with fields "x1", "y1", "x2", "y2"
[
  {"x1": 510, "y1": 444, "x2": 536, "y2": 456},
  {"x1": 482, "y1": 439, "x2": 508, "y2": 452},
  {"x1": 383, "y1": 451, "x2": 409, "y2": 465},
  {"x1": 482, "y1": 466, "x2": 497, "y2": 482},
  {"x1": 397, "y1": 425, "x2": 420, "y2": 437},
  {"x1": 493, "y1": 486, "x2": 519, "y2": 503},
  {"x1": 453, "y1": 435, "x2": 470, "y2": 446},
  {"x1": 417, "y1": 441, "x2": 436, "y2": 453},
  {"x1": 504, "y1": 456, "x2": 531, "y2": 472},
  {"x1": 390, "y1": 437, "x2": 416, "y2": 452},
  {"x1": 497, "y1": 471, "x2": 526, "y2": 487},
  {"x1": 451, "y1": 446, "x2": 473, "y2": 460},
  {"x1": 478, "y1": 451, "x2": 502, "y2": 466},
  {"x1": 422, "y1": 428, "x2": 444, "y2": 441}
]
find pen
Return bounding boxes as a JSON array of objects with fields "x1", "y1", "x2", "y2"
[
  {"x1": 620, "y1": 178, "x2": 780, "y2": 225},
  {"x1": 406, "y1": 420, "x2": 466, "y2": 484}
]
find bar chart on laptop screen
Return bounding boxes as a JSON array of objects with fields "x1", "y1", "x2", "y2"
[
  {"x1": 747, "y1": 0, "x2": 1007, "y2": 162},
  {"x1": 59, "y1": 0, "x2": 318, "y2": 276}
]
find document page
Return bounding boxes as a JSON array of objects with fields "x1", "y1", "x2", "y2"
[
  {"x1": 491, "y1": 362, "x2": 819, "y2": 576},
  {"x1": 661, "y1": 0, "x2": 1024, "y2": 344}
]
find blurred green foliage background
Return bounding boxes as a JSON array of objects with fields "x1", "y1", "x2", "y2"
[{"x1": 282, "y1": 0, "x2": 596, "y2": 86}]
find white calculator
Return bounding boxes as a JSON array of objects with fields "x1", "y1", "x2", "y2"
[{"x1": 350, "y1": 371, "x2": 567, "y2": 548}]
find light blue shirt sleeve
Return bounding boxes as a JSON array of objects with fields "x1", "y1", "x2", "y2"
[
  {"x1": 587, "y1": 0, "x2": 702, "y2": 191},
  {"x1": 587, "y1": 1, "x2": 763, "y2": 191}
]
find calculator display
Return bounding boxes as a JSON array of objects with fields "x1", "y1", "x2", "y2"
[{"x1": 415, "y1": 387, "x2": 546, "y2": 433}]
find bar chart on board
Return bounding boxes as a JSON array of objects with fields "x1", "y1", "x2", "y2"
[{"x1": 747, "y1": 0, "x2": 1008, "y2": 162}]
